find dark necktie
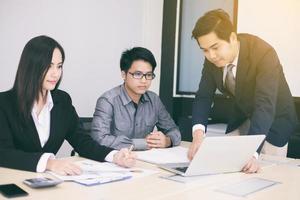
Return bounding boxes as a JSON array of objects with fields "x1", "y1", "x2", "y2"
[{"x1": 225, "y1": 64, "x2": 235, "y2": 95}]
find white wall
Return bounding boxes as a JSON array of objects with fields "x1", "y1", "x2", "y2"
[
  {"x1": 0, "y1": 0, "x2": 163, "y2": 116},
  {"x1": 238, "y1": 0, "x2": 300, "y2": 96}
]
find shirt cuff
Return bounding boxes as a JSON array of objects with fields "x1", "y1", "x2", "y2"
[
  {"x1": 132, "y1": 139, "x2": 147, "y2": 150},
  {"x1": 166, "y1": 134, "x2": 176, "y2": 147},
  {"x1": 36, "y1": 153, "x2": 55, "y2": 172},
  {"x1": 192, "y1": 124, "x2": 206, "y2": 136},
  {"x1": 105, "y1": 150, "x2": 118, "y2": 162},
  {"x1": 253, "y1": 152, "x2": 259, "y2": 159}
]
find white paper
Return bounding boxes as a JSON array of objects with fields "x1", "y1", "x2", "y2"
[
  {"x1": 76, "y1": 160, "x2": 158, "y2": 179},
  {"x1": 48, "y1": 160, "x2": 131, "y2": 181},
  {"x1": 76, "y1": 160, "x2": 130, "y2": 173},
  {"x1": 74, "y1": 175, "x2": 132, "y2": 186},
  {"x1": 136, "y1": 146, "x2": 190, "y2": 164},
  {"x1": 48, "y1": 159, "x2": 158, "y2": 184}
]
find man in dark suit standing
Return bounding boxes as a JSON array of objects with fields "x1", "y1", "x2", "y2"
[{"x1": 188, "y1": 9, "x2": 297, "y2": 173}]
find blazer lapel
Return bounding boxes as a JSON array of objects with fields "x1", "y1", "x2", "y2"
[
  {"x1": 214, "y1": 66, "x2": 226, "y2": 93},
  {"x1": 235, "y1": 36, "x2": 250, "y2": 99},
  {"x1": 25, "y1": 117, "x2": 43, "y2": 149},
  {"x1": 11, "y1": 90, "x2": 42, "y2": 149}
]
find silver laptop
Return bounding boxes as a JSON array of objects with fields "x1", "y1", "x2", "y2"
[{"x1": 159, "y1": 135, "x2": 265, "y2": 176}]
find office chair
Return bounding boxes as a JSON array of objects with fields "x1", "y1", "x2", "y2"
[
  {"x1": 287, "y1": 98, "x2": 300, "y2": 159},
  {"x1": 287, "y1": 123, "x2": 300, "y2": 159}
]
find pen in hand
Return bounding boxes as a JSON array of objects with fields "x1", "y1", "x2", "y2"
[
  {"x1": 125, "y1": 145, "x2": 137, "y2": 167},
  {"x1": 126, "y1": 145, "x2": 141, "y2": 172},
  {"x1": 125, "y1": 145, "x2": 134, "y2": 159},
  {"x1": 129, "y1": 145, "x2": 134, "y2": 152}
]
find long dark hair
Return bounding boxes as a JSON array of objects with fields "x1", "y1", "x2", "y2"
[{"x1": 12, "y1": 35, "x2": 65, "y2": 120}]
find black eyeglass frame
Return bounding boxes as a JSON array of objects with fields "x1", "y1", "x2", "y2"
[{"x1": 128, "y1": 71, "x2": 156, "y2": 80}]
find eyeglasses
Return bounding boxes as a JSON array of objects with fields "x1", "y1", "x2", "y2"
[{"x1": 128, "y1": 71, "x2": 156, "y2": 80}]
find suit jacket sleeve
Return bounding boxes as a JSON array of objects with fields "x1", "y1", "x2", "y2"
[
  {"x1": 0, "y1": 107, "x2": 43, "y2": 171},
  {"x1": 192, "y1": 62, "x2": 217, "y2": 128},
  {"x1": 248, "y1": 49, "x2": 280, "y2": 135}
]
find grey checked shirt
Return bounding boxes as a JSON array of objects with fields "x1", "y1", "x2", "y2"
[{"x1": 90, "y1": 84, "x2": 181, "y2": 150}]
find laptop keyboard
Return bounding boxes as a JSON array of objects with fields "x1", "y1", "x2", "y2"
[{"x1": 175, "y1": 166, "x2": 188, "y2": 173}]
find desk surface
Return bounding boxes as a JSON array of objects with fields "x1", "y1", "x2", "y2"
[{"x1": 1, "y1": 142, "x2": 300, "y2": 200}]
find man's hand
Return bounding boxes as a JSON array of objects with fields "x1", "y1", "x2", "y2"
[
  {"x1": 113, "y1": 148, "x2": 137, "y2": 168},
  {"x1": 146, "y1": 131, "x2": 171, "y2": 148},
  {"x1": 188, "y1": 129, "x2": 205, "y2": 160},
  {"x1": 242, "y1": 156, "x2": 260, "y2": 173},
  {"x1": 46, "y1": 158, "x2": 82, "y2": 176}
]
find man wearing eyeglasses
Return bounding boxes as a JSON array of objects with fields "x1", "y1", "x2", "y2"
[{"x1": 90, "y1": 47, "x2": 181, "y2": 150}]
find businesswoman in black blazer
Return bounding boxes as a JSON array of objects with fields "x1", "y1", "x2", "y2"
[{"x1": 0, "y1": 35, "x2": 136, "y2": 175}]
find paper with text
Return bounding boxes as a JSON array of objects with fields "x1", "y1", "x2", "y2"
[{"x1": 48, "y1": 159, "x2": 158, "y2": 185}]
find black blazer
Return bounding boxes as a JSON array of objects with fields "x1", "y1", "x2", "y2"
[
  {"x1": 192, "y1": 33, "x2": 298, "y2": 147},
  {"x1": 0, "y1": 89, "x2": 113, "y2": 172}
]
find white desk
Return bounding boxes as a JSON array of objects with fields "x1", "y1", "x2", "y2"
[{"x1": 1, "y1": 142, "x2": 300, "y2": 200}]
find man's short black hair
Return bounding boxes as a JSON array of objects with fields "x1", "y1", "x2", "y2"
[
  {"x1": 192, "y1": 9, "x2": 234, "y2": 42},
  {"x1": 120, "y1": 47, "x2": 157, "y2": 72}
]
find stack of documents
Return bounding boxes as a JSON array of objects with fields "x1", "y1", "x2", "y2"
[
  {"x1": 136, "y1": 146, "x2": 190, "y2": 165},
  {"x1": 48, "y1": 160, "x2": 132, "y2": 186},
  {"x1": 48, "y1": 160, "x2": 158, "y2": 186}
]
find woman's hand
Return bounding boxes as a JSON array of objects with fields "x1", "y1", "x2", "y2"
[
  {"x1": 46, "y1": 158, "x2": 82, "y2": 176},
  {"x1": 113, "y1": 148, "x2": 137, "y2": 168}
]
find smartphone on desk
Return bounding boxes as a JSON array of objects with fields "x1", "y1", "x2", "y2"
[{"x1": 0, "y1": 184, "x2": 28, "y2": 198}]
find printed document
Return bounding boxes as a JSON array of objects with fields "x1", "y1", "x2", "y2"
[{"x1": 48, "y1": 159, "x2": 157, "y2": 186}]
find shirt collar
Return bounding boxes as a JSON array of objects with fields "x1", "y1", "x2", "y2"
[
  {"x1": 232, "y1": 50, "x2": 239, "y2": 66},
  {"x1": 120, "y1": 84, "x2": 132, "y2": 105},
  {"x1": 32, "y1": 92, "x2": 54, "y2": 114},
  {"x1": 46, "y1": 92, "x2": 54, "y2": 110},
  {"x1": 120, "y1": 84, "x2": 150, "y2": 106}
]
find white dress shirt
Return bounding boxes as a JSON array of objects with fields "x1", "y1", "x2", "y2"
[{"x1": 31, "y1": 92, "x2": 55, "y2": 172}]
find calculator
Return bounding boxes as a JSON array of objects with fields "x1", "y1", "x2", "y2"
[{"x1": 23, "y1": 177, "x2": 63, "y2": 188}]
